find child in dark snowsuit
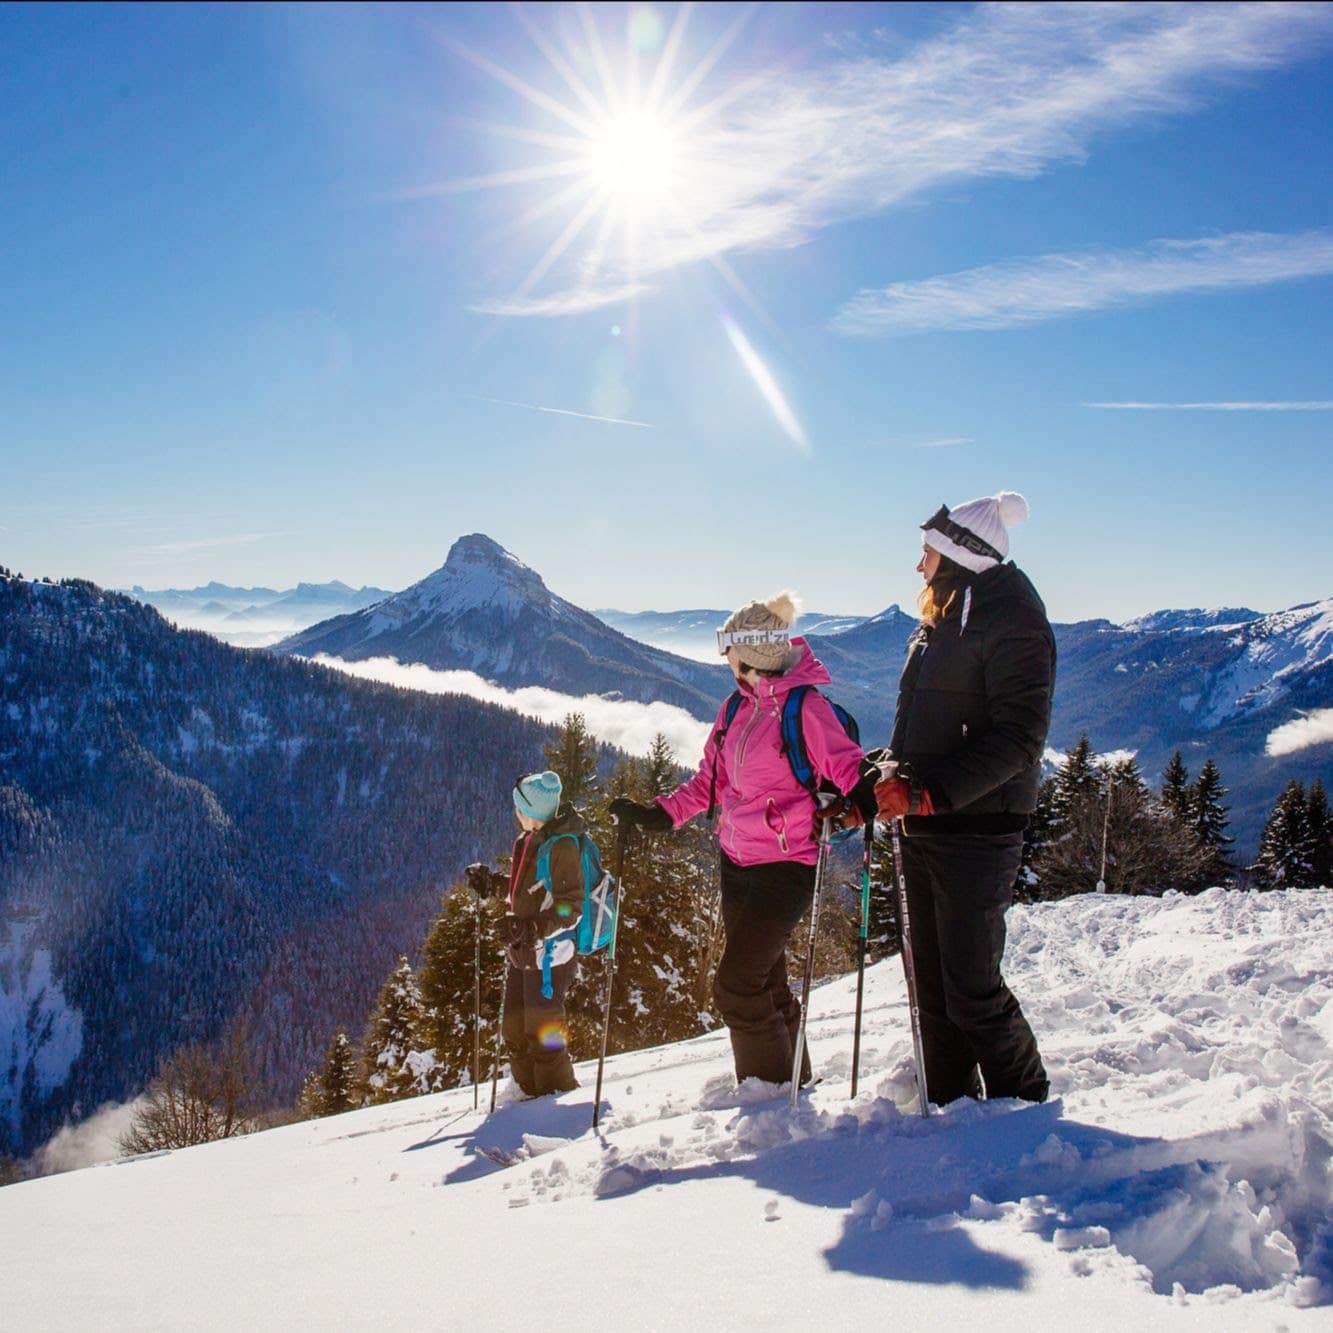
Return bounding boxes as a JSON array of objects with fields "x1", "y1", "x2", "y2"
[{"x1": 466, "y1": 770, "x2": 585, "y2": 1098}]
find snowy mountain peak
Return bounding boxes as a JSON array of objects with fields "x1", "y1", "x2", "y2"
[{"x1": 402, "y1": 534, "x2": 551, "y2": 617}]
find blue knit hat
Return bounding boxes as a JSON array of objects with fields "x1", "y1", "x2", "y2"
[{"x1": 513, "y1": 770, "x2": 562, "y2": 822}]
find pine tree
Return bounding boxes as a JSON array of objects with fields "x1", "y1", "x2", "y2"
[
  {"x1": 1308, "y1": 779, "x2": 1332, "y2": 888},
  {"x1": 1015, "y1": 775, "x2": 1059, "y2": 903},
  {"x1": 361, "y1": 957, "x2": 427, "y2": 1105},
  {"x1": 417, "y1": 886, "x2": 505, "y2": 1091},
  {"x1": 1050, "y1": 735, "x2": 1100, "y2": 824},
  {"x1": 544, "y1": 713, "x2": 600, "y2": 810},
  {"x1": 296, "y1": 1070, "x2": 325, "y2": 1119},
  {"x1": 567, "y1": 734, "x2": 717, "y2": 1055},
  {"x1": 1190, "y1": 758, "x2": 1234, "y2": 886},
  {"x1": 1159, "y1": 751, "x2": 1191, "y2": 824},
  {"x1": 1253, "y1": 781, "x2": 1315, "y2": 889},
  {"x1": 1103, "y1": 754, "x2": 1148, "y2": 800},
  {"x1": 317, "y1": 1030, "x2": 358, "y2": 1115}
]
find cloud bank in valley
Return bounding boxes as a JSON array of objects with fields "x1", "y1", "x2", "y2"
[
  {"x1": 307, "y1": 655, "x2": 712, "y2": 764},
  {"x1": 1265, "y1": 708, "x2": 1333, "y2": 758}
]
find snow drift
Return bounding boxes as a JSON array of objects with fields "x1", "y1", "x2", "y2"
[{"x1": 3, "y1": 887, "x2": 1330, "y2": 1329}]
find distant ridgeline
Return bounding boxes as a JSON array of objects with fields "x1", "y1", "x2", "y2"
[
  {"x1": 0, "y1": 573, "x2": 555, "y2": 1156},
  {"x1": 274, "y1": 535, "x2": 1331, "y2": 855}
]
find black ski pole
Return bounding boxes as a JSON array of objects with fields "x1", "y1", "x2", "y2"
[
  {"x1": 850, "y1": 816, "x2": 874, "y2": 1098},
  {"x1": 789, "y1": 815, "x2": 832, "y2": 1108},
  {"x1": 889, "y1": 816, "x2": 930, "y2": 1118},
  {"x1": 473, "y1": 889, "x2": 482, "y2": 1111},
  {"x1": 489, "y1": 941, "x2": 508, "y2": 1115},
  {"x1": 593, "y1": 826, "x2": 630, "y2": 1131}
]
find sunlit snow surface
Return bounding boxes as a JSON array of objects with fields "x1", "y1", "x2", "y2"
[{"x1": 4, "y1": 888, "x2": 1331, "y2": 1328}]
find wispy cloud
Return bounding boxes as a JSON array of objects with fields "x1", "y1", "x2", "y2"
[
  {"x1": 473, "y1": 3, "x2": 1333, "y2": 314},
  {"x1": 134, "y1": 533, "x2": 279, "y2": 558},
  {"x1": 833, "y1": 229, "x2": 1333, "y2": 336},
  {"x1": 470, "y1": 282, "x2": 651, "y2": 318},
  {"x1": 1265, "y1": 708, "x2": 1333, "y2": 758},
  {"x1": 308, "y1": 655, "x2": 711, "y2": 762},
  {"x1": 479, "y1": 396, "x2": 654, "y2": 429},
  {"x1": 1085, "y1": 400, "x2": 1333, "y2": 412},
  {"x1": 904, "y1": 436, "x2": 973, "y2": 449}
]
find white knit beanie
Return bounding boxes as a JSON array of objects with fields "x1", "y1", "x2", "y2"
[
  {"x1": 719, "y1": 591, "x2": 801, "y2": 672},
  {"x1": 922, "y1": 492, "x2": 1029, "y2": 573}
]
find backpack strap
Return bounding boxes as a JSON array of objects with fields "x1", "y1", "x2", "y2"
[
  {"x1": 779, "y1": 685, "x2": 818, "y2": 794},
  {"x1": 535, "y1": 832, "x2": 581, "y2": 1000},
  {"x1": 779, "y1": 686, "x2": 861, "y2": 795},
  {"x1": 707, "y1": 690, "x2": 745, "y2": 821}
]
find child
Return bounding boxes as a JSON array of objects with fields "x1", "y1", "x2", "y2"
[{"x1": 466, "y1": 770, "x2": 586, "y2": 1097}]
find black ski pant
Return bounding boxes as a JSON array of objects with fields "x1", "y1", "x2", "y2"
[
  {"x1": 899, "y1": 831, "x2": 1048, "y2": 1106},
  {"x1": 714, "y1": 854, "x2": 816, "y2": 1086},
  {"x1": 502, "y1": 958, "x2": 578, "y2": 1097}
]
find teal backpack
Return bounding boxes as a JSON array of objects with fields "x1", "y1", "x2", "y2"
[{"x1": 534, "y1": 833, "x2": 618, "y2": 998}]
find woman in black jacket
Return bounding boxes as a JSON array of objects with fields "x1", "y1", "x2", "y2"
[{"x1": 874, "y1": 492, "x2": 1052, "y2": 1106}]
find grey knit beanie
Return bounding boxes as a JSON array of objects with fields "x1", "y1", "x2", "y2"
[{"x1": 718, "y1": 591, "x2": 800, "y2": 672}]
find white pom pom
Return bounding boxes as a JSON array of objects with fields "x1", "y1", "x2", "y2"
[
  {"x1": 764, "y1": 589, "x2": 801, "y2": 627},
  {"x1": 995, "y1": 491, "x2": 1029, "y2": 527}
]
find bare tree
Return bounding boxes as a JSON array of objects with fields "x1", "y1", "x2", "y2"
[
  {"x1": 1035, "y1": 781, "x2": 1212, "y2": 897},
  {"x1": 118, "y1": 1022, "x2": 258, "y2": 1155}
]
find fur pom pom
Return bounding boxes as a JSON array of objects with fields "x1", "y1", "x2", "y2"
[
  {"x1": 764, "y1": 590, "x2": 801, "y2": 627},
  {"x1": 995, "y1": 491, "x2": 1029, "y2": 527}
]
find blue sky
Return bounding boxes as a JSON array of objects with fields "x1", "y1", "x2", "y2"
[{"x1": 3, "y1": 1, "x2": 1331, "y2": 623}]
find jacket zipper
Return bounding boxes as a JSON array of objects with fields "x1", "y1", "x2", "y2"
[{"x1": 732, "y1": 693, "x2": 767, "y2": 779}]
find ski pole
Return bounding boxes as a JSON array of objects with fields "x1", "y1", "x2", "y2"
[
  {"x1": 473, "y1": 890, "x2": 482, "y2": 1111},
  {"x1": 850, "y1": 816, "x2": 874, "y2": 1098},
  {"x1": 790, "y1": 815, "x2": 832, "y2": 1108},
  {"x1": 593, "y1": 825, "x2": 631, "y2": 1131},
  {"x1": 489, "y1": 943, "x2": 508, "y2": 1115},
  {"x1": 889, "y1": 816, "x2": 930, "y2": 1118}
]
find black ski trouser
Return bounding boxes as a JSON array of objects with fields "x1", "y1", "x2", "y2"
[
  {"x1": 502, "y1": 958, "x2": 578, "y2": 1097},
  {"x1": 714, "y1": 854, "x2": 816, "y2": 1086},
  {"x1": 899, "y1": 831, "x2": 1048, "y2": 1106}
]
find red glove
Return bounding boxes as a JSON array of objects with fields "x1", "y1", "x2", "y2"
[
  {"x1": 874, "y1": 777, "x2": 935, "y2": 820},
  {"x1": 813, "y1": 795, "x2": 865, "y2": 838}
]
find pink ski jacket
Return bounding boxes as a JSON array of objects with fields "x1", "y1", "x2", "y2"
[{"x1": 655, "y1": 640, "x2": 864, "y2": 867}]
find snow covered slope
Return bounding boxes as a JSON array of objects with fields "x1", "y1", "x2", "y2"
[{"x1": 4, "y1": 888, "x2": 1329, "y2": 1327}]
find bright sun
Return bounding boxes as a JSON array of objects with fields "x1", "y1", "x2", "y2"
[{"x1": 583, "y1": 110, "x2": 684, "y2": 213}]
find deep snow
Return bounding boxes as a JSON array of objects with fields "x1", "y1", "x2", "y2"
[{"x1": 2, "y1": 887, "x2": 1330, "y2": 1330}]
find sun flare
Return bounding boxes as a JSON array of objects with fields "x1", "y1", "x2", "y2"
[{"x1": 583, "y1": 109, "x2": 684, "y2": 213}]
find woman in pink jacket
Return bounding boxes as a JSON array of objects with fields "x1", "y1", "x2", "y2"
[{"x1": 611, "y1": 592, "x2": 875, "y2": 1087}]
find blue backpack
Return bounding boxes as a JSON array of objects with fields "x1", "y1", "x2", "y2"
[
  {"x1": 535, "y1": 833, "x2": 617, "y2": 998},
  {"x1": 709, "y1": 684, "x2": 861, "y2": 815}
]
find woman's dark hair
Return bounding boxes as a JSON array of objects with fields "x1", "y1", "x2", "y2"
[{"x1": 917, "y1": 550, "x2": 972, "y2": 626}]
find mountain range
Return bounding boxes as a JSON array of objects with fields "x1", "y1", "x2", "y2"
[
  {"x1": 127, "y1": 580, "x2": 393, "y2": 649},
  {"x1": 280, "y1": 536, "x2": 1331, "y2": 853},
  {"x1": 0, "y1": 573, "x2": 555, "y2": 1156}
]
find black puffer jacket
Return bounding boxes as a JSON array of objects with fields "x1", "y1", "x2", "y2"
[{"x1": 889, "y1": 563, "x2": 1055, "y2": 835}]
